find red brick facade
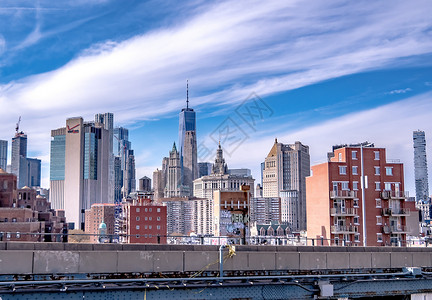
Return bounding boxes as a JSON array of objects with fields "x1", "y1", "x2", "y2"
[{"x1": 307, "y1": 146, "x2": 409, "y2": 246}]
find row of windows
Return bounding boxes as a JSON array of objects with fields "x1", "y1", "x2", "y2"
[
  {"x1": 339, "y1": 166, "x2": 393, "y2": 176},
  {"x1": 136, "y1": 225, "x2": 161, "y2": 230},
  {"x1": 136, "y1": 216, "x2": 161, "y2": 221},
  {"x1": 136, "y1": 207, "x2": 161, "y2": 213}
]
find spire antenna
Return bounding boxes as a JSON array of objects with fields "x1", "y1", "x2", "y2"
[{"x1": 186, "y1": 80, "x2": 189, "y2": 109}]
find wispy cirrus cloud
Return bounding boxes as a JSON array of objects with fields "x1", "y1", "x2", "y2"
[
  {"x1": 387, "y1": 88, "x2": 412, "y2": 95},
  {"x1": 226, "y1": 91, "x2": 432, "y2": 194},
  {"x1": 1, "y1": 0, "x2": 432, "y2": 187}
]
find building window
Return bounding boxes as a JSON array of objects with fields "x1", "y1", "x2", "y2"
[
  {"x1": 341, "y1": 182, "x2": 349, "y2": 190},
  {"x1": 136, "y1": 225, "x2": 140, "y2": 230},
  {"x1": 145, "y1": 217, "x2": 148, "y2": 221},
  {"x1": 354, "y1": 234, "x2": 360, "y2": 242},
  {"x1": 374, "y1": 166, "x2": 380, "y2": 175},
  {"x1": 376, "y1": 216, "x2": 382, "y2": 225},
  {"x1": 157, "y1": 217, "x2": 161, "y2": 221},
  {"x1": 136, "y1": 216, "x2": 140, "y2": 221},
  {"x1": 136, "y1": 235, "x2": 140, "y2": 238},
  {"x1": 145, "y1": 208, "x2": 148, "y2": 212},
  {"x1": 384, "y1": 182, "x2": 391, "y2": 191},
  {"x1": 145, "y1": 225, "x2": 148, "y2": 229},
  {"x1": 386, "y1": 167, "x2": 393, "y2": 176},
  {"x1": 375, "y1": 182, "x2": 381, "y2": 191},
  {"x1": 12, "y1": 218, "x2": 17, "y2": 222},
  {"x1": 157, "y1": 225, "x2": 161, "y2": 230},
  {"x1": 376, "y1": 199, "x2": 382, "y2": 208},
  {"x1": 149, "y1": 208, "x2": 152, "y2": 212},
  {"x1": 149, "y1": 217, "x2": 152, "y2": 221},
  {"x1": 352, "y1": 151, "x2": 357, "y2": 160},
  {"x1": 374, "y1": 151, "x2": 380, "y2": 160},
  {"x1": 377, "y1": 233, "x2": 383, "y2": 242},
  {"x1": 354, "y1": 216, "x2": 359, "y2": 225},
  {"x1": 352, "y1": 166, "x2": 358, "y2": 175},
  {"x1": 16, "y1": 232, "x2": 20, "y2": 239},
  {"x1": 339, "y1": 166, "x2": 347, "y2": 175},
  {"x1": 338, "y1": 153, "x2": 342, "y2": 162},
  {"x1": 353, "y1": 181, "x2": 358, "y2": 190},
  {"x1": 157, "y1": 208, "x2": 161, "y2": 212},
  {"x1": 353, "y1": 199, "x2": 359, "y2": 207},
  {"x1": 149, "y1": 225, "x2": 152, "y2": 229},
  {"x1": 136, "y1": 208, "x2": 140, "y2": 213}
]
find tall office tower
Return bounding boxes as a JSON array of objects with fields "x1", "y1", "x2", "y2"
[
  {"x1": 178, "y1": 82, "x2": 197, "y2": 193},
  {"x1": 262, "y1": 139, "x2": 310, "y2": 231},
  {"x1": 50, "y1": 127, "x2": 66, "y2": 209},
  {"x1": 198, "y1": 162, "x2": 212, "y2": 178},
  {"x1": 0, "y1": 140, "x2": 7, "y2": 170},
  {"x1": 49, "y1": 117, "x2": 111, "y2": 229},
  {"x1": 307, "y1": 143, "x2": 410, "y2": 247},
  {"x1": 95, "y1": 113, "x2": 114, "y2": 203},
  {"x1": 164, "y1": 143, "x2": 188, "y2": 197},
  {"x1": 11, "y1": 133, "x2": 27, "y2": 187},
  {"x1": 124, "y1": 149, "x2": 136, "y2": 195},
  {"x1": 413, "y1": 130, "x2": 431, "y2": 222},
  {"x1": 153, "y1": 169, "x2": 164, "y2": 201},
  {"x1": 11, "y1": 132, "x2": 41, "y2": 188},
  {"x1": 182, "y1": 130, "x2": 198, "y2": 193},
  {"x1": 139, "y1": 176, "x2": 151, "y2": 192},
  {"x1": 113, "y1": 127, "x2": 136, "y2": 200}
]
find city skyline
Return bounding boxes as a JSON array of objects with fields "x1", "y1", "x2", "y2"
[{"x1": 0, "y1": 1, "x2": 432, "y2": 195}]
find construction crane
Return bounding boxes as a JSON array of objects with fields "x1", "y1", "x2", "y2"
[{"x1": 15, "y1": 116, "x2": 23, "y2": 137}]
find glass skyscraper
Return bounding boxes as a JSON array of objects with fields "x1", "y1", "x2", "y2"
[
  {"x1": 0, "y1": 140, "x2": 7, "y2": 171},
  {"x1": 178, "y1": 106, "x2": 196, "y2": 158},
  {"x1": 414, "y1": 130, "x2": 429, "y2": 203}
]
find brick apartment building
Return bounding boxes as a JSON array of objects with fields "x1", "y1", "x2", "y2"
[
  {"x1": 0, "y1": 169, "x2": 67, "y2": 242},
  {"x1": 85, "y1": 203, "x2": 115, "y2": 243},
  {"x1": 307, "y1": 143, "x2": 411, "y2": 246},
  {"x1": 121, "y1": 196, "x2": 167, "y2": 244}
]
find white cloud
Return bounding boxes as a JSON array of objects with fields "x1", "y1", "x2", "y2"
[
  {"x1": 225, "y1": 91, "x2": 432, "y2": 195},
  {"x1": 1, "y1": 0, "x2": 432, "y2": 187},
  {"x1": 388, "y1": 88, "x2": 412, "y2": 95}
]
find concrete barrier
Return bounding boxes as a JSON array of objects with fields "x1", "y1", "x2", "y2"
[
  {"x1": 300, "y1": 252, "x2": 327, "y2": 269},
  {"x1": 371, "y1": 252, "x2": 391, "y2": 268},
  {"x1": 34, "y1": 251, "x2": 79, "y2": 274},
  {"x1": 117, "y1": 251, "x2": 154, "y2": 273},
  {"x1": 326, "y1": 252, "x2": 349, "y2": 269},
  {"x1": 184, "y1": 251, "x2": 218, "y2": 272},
  {"x1": 391, "y1": 252, "x2": 413, "y2": 268},
  {"x1": 0, "y1": 251, "x2": 33, "y2": 274},
  {"x1": 153, "y1": 251, "x2": 183, "y2": 273},
  {"x1": 349, "y1": 253, "x2": 372, "y2": 269},
  {"x1": 79, "y1": 251, "x2": 118, "y2": 273},
  {"x1": 1, "y1": 243, "x2": 432, "y2": 275}
]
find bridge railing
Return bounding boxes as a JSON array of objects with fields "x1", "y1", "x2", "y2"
[{"x1": 0, "y1": 231, "x2": 429, "y2": 247}]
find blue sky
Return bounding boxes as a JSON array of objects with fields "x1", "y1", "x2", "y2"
[{"x1": 1, "y1": 0, "x2": 432, "y2": 195}]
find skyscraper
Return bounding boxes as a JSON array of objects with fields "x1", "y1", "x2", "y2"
[
  {"x1": 178, "y1": 81, "x2": 197, "y2": 193},
  {"x1": 0, "y1": 140, "x2": 7, "y2": 170},
  {"x1": 95, "y1": 113, "x2": 114, "y2": 203},
  {"x1": 262, "y1": 139, "x2": 310, "y2": 231},
  {"x1": 11, "y1": 133, "x2": 27, "y2": 187},
  {"x1": 113, "y1": 127, "x2": 136, "y2": 201},
  {"x1": 11, "y1": 132, "x2": 41, "y2": 188},
  {"x1": 164, "y1": 142, "x2": 188, "y2": 197},
  {"x1": 50, "y1": 116, "x2": 112, "y2": 229},
  {"x1": 413, "y1": 130, "x2": 430, "y2": 221}
]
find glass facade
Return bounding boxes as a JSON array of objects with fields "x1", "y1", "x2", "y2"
[
  {"x1": 0, "y1": 140, "x2": 7, "y2": 170},
  {"x1": 178, "y1": 108, "x2": 196, "y2": 157},
  {"x1": 50, "y1": 135, "x2": 65, "y2": 180},
  {"x1": 84, "y1": 132, "x2": 98, "y2": 180}
]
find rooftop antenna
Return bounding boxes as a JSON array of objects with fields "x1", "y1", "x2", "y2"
[{"x1": 186, "y1": 80, "x2": 189, "y2": 109}]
